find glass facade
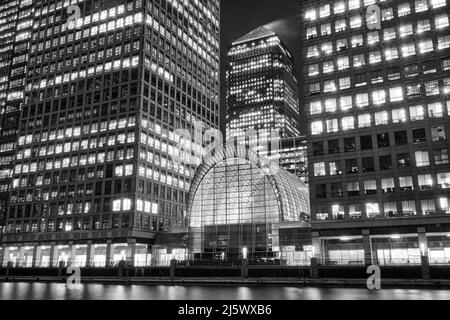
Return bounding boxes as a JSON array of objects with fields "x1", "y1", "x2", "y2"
[
  {"x1": 0, "y1": 0, "x2": 220, "y2": 267},
  {"x1": 302, "y1": 0, "x2": 450, "y2": 265},
  {"x1": 226, "y1": 26, "x2": 301, "y2": 148},
  {"x1": 187, "y1": 145, "x2": 310, "y2": 262}
]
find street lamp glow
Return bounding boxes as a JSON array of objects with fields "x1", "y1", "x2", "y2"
[
  {"x1": 242, "y1": 247, "x2": 248, "y2": 260},
  {"x1": 391, "y1": 235, "x2": 401, "y2": 239}
]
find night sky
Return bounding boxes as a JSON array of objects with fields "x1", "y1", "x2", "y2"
[{"x1": 220, "y1": 0, "x2": 305, "y2": 134}]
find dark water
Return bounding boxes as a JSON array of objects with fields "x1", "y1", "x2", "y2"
[{"x1": 0, "y1": 282, "x2": 450, "y2": 300}]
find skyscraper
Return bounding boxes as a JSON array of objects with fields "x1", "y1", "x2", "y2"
[
  {"x1": 226, "y1": 26, "x2": 301, "y2": 148},
  {"x1": 303, "y1": 0, "x2": 450, "y2": 265},
  {"x1": 0, "y1": 0, "x2": 33, "y2": 241},
  {"x1": 0, "y1": 0, "x2": 220, "y2": 268}
]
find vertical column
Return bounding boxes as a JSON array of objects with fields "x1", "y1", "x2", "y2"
[
  {"x1": 311, "y1": 232, "x2": 322, "y2": 261},
  {"x1": 68, "y1": 242, "x2": 76, "y2": 267},
  {"x1": 86, "y1": 241, "x2": 95, "y2": 267},
  {"x1": 105, "y1": 240, "x2": 113, "y2": 267},
  {"x1": 418, "y1": 227, "x2": 429, "y2": 256},
  {"x1": 17, "y1": 246, "x2": 25, "y2": 267},
  {"x1": 0, "y1": 247, "x2": 4, "y2": 268},
  {"x1": 49, "y1": 243, "x2": 58, "y2": 268},
  {"x1": 126, "y1": 239, "x2": 136, "y2": 267},
  {"x1": 418, "y1": 227, "x2": 430, "y2": 279},
  {"x1": 2, "y1": 247, "x2": 9, "y2": 267},
  {"x1": 32, "y1": 245, "x2": 41, "y2": 267},
  {"x1": 362, "y1": 229, "x2": 373, "y2": 266}
]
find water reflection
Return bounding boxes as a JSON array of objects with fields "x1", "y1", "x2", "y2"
[{"x1": 0, "y1": 283, "x2": 449, "y2": 300}]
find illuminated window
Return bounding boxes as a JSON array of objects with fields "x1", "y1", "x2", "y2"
[
  {"x1": 342, "y1": 116, "x2": 355, "y2": 131},
  {"x1": 382, "y1": 8, "x2": 394, "y2": 21},
  {"x1": 441, "y1": 78, "x2": 450, "y2": 96},
  {"x1": 440, "y1": 198, "x2": 449, "y2": 212},
  {"x1": 431, "y1": 0, "x2": 446, "y2": 9},
  {"x1": 337, "y1": 56, "x2": 349, "y2": 70},
  {"x1": 417, "y1": 19, "x2": 431, "y2": 33},
  {"x1": 436, "y1": 14, "x2": 449, "y2": 29},
  {"x1": 324, "y1": 80, "x2": 336, "y2": 92},
  {"x1": 390, "y1": 87, "x2": 404, "y2": 102},
  {"x1": 113, "y1": 200, "x2": 121, "y2": 212},
  {"x1": 435, "y1": 149, "x2": 449, "y2": 164},
  {"x1": 369, "y1": 51, "x2": 381, "y2": 64},
  {"x1": 123, "y1": 199, "x2": 131, "y2": 211},
  {"x1": 432, "y1": 126, "x2": 446, "y2": 142},
  {"x1": 351, "y1": 35, "x2": 363, "y2": 47},
  {"x1": 321, "y1": 23, "x2": 332, "y2": 36},
  {"x1": 311, "y1": 121, "x2": 323, "y2": 135},
  {"x1": 399, "y1": 176, "x2": 414, "y2": 191},
  {"x1": 350, "y1": 15, "x2": 362, "y2": 29},
  {"x1": 334, "y1": 2, "x2": 345, "y2": 14},
  {"x1": 309, "y1": 82, "x2": 321, "y2": 94},
  {"x1": 375, "y1": 111, "x2": 389, "y2": 125},
  {"x1": 327, "y1": 119, "x2": 339, "y2": 133},
  {"x1": 425, "y1": 81, "x2": 439, "y2": 96},
  {"x1": 415, "y1": 0, "x2": 428, "y2": 12},
  {"x1": 358, "y1": 114, "x2": 371, "y2": 128},
  {"x1": 356, "y1": 93, "x2": 369, "y2": 107},
  {"x1": 321, "y1": 42, "x2": 333, "y2": 54},
  {"x1": 339, "y1": 77, "x2": 351, "y2": 90},
  {"x1": 398, "y1": 3, "x2": 411, "y2": 16},
  {"x1": 410, "y1": 105, "x2": 424, "y2": 120},
  {"x1": 402, "y1": 43, "x2": 416, "y2": 57},
  {"x1": 308, "y1": 64, "x2": 319, "y2": 76},
  {"x1": 305, "y1": 9, "x2": 317, "y2": 21},
  {"x1": 416, "y1": 151, "x2": 430, "y2": 167},
  {"x1": 349, "y1": 0, "x2": 360, "y2": 10},
  {"x1": 367, "y1": 31, "x2": 379, "y2": 45},
  {"x1": 319, "y1": 4, "x2": 331, "y2": 18},
  {"x1": 402, "y1": 201, "x2": 417, "y2": 216},
  {"x1": 372, "y1": 90, "x2": 386, "y2": 105},
  {"x1": 306, "y1": 27, "x2": 317, "y2": 39},
  {"x1": 438, "y1": 35, "x2": 450, "y2": 50},
  {"x1": 337, "y1": 38, "x2": 348, "y2": 51},
  {"x1": 438, "y1": 172, "x2": 450, "y2": 188},
  {"x1": 340, "y1": 96, "x2": 353, "y2": 111},
  {"x1": 323, "y1": 60, "x2": 334, "y2": 73},
  {"x1": 392, "y1": 108, "x2": 407, "y2": 123},
  {"x1": 366, "y1": 203, "x2": 380, "y2": 219},
  {"x1": 428, "y1": 102, "x2": 443, "y2": 117},
  {"x1": 399, "y1": 24, "x2": 413, "y2": 37},
  {"x1": 314, "y1": 162, "x2": 326, "y2": 176},
  {"x1": 310, "y1": 101, "x2": 322, "y2": 115},
  {"x1": 307, "y1": 46, "x2": 319, "y2": 58},
  {"x1": 383, "y1": 28, "x2": 396, "y2": 41},
  {"x1": 353, "y1": 54, "x2": 365, "y2": 67},
  {"x1": 419, "y1": 40, "x2": 434, "y2": 53},
  {"x1": 335, "y1": 19, "x2": 346, "y2": 32},
  {"x1": 325, "y1": 98, "x2": 337, "y2": 112}
]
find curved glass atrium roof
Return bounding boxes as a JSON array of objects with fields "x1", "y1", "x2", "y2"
[{"x1": 187, "y1": 144, "x2": 310, "y2": 261}]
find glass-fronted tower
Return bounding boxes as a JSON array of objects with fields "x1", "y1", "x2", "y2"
[
  {"x1": 0, "y1": 0, "x2": 220, "y2": 268},
  {"x1": 226, "y1": 26, "x2": 301, "y2": 148},
  {"x1": 0, "y1": 0, "x2": 33, "y2": 244},
  {"x1": 303, "y1": 0, "x2": 450, "y2": 265}
]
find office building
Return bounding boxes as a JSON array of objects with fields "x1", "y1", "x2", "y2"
[
  {"x1": 0, "y1": 0, "x2": 220, "y2": 268},
  {"x1": 0, "y1": 0, "x2": 33, "y2": 245},
  {"x1": 303, "y1": 0, "x2": 450, "y2": 265},
  {"x1": 226, "y1": 26, "x2": 301, "y2": 148}
]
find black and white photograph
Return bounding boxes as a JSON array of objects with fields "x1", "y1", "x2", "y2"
[{"x1": 0, "y1": 0, "x2": 449, "y2": 310}]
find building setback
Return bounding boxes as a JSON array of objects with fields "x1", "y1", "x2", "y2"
[
  {"x1": 302, "y1": 0, "x2": 450, "y2": 265},
  {"x1": 0, "y1": 0, "x2": 220, "y2": 268}
]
